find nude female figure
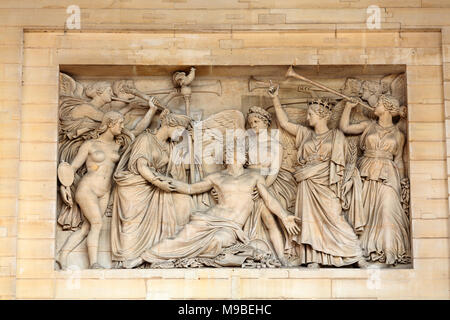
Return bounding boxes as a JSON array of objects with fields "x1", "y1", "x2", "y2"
[{"x1": 57, "y1": 100, "x2": 159, "y2": 269}]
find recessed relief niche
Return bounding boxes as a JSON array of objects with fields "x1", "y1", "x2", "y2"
[{"x1": 55, "y1": 65, "x2": 412, "y2": 270}]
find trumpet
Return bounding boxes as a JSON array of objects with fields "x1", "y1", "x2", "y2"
[
  {"x1": 122, "y1": 86, "x2": 167, "y2": 111},
  {"x1": 285, "y1": 66, "x2": 374, "y2": 111},
  {"x1": 248, "y1": 76, "x2": 326, "y2": 94}
]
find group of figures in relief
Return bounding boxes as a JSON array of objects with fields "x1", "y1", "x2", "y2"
[{"x1": 55, "y1": 66, "x2": 411, "y2": 270}]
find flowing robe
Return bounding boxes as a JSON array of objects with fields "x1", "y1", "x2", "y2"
[
  {"x1": 111, "y1": 131, "x2": 178, "y2": 265},
  {"x1": 292, "y1": 127, "x2": 365, "y2": 267},
  {"x1": 358, "y1": 121, "x2": 410, "y2": 264},
  {"x1": 141, "y1": 211, "x2": 249, "y2": 263}
]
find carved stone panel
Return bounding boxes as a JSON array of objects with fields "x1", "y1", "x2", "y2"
[{"x1": 55, "y1": 65, "x2": 411, "y2": 270}]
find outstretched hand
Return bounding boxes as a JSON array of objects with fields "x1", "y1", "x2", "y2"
[
  {"x1": 153, "y1": 175, "x2": 176, "y2": 192},
  {"x1": 282, "y1": 215, "x2": 301, "y2": 236},
  {"x1": 267, "y1": 80, "x2": 279, "y2": 98}
]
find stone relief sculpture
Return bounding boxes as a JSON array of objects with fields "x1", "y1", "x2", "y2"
[{"x1": 56, "y1": 65, "x2": 411, "y2": 270}]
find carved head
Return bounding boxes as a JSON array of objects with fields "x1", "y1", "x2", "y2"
[
  {"x1": 160, "y1": 109, "x2": 192, "y2": 142},
  {"x1": 375, "y1": 94, "x2": 401, "y2": 117},
  {"x1": 247, "y1": 106, "x2": 271, "y2": 132},
  {"x1": 307, "y1": 99, "x2": 332, "y2": 126},
  {"x1": 112, "y1": 80, "x2": 135, "y2": 100},
  {"x1": 85, "y1": 81, "x2": 113, "y2": 103}
]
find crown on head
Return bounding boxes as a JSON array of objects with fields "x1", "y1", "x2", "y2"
[{"x1": 308, "y1": 98, "x2": 333, "y2": 112}]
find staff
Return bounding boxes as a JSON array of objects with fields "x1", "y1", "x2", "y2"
[{"x1": 285, "y1": 65, "x2": 374, "y2": 111}]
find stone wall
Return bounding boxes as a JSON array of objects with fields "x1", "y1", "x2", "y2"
[{"x1": 0, "y1": 0, "x2": 449, "y2": 299}]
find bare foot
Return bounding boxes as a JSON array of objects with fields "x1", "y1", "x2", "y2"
[
  {"x1": 307, "y1": 262, "x2": 320, "y2": 269},
  {"x1": 89, "y1": 263, "x2": 105, "y2": 269},
  {"x1": 357, "y1": 259, "x2": 369, "y2": 269}
]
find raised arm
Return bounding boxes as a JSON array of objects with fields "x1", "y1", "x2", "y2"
[
  {"x1": 256, "y1": 176, "x2": 300, "y2": 235},
  {"x1": 339, "y1": 100, "x2": 370, "y2": 135},
  {"x1": 267, "y1": 84, "x2": 299, "y2": 137},
  {"x1": 130, "y1": 99, "x2": 158, "y2": 137}
]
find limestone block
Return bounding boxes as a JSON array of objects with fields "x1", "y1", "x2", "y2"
[
  {"x1": 219, "y1": 39, "x2": 244, "y2": 49},
  {"x1": 408, "y1": 104, "x2": 444, "y2": 122},
  {"x1": 0, "y1": 237, "x2": 16, "y2": 257},
  {"x1": 317, "y1": 48, "x2": 367, "y2": 64},
  {"x1": 413, "y1": 258, "x2": 449, "y2": 278},
  {"x1": 332, "y1": 279, "x2": 379, "y2": 299},
  {"x1": 410, "y1": 176, "x2": 447, "y2": 199},
  {"x1": 232, "y1": 31, "x2": 335, "y2": 48},
  {"x1": 0, "y1": 197, "x2": 16, "y2": 217},
  {"x1": 209, "y1": 48, "x2": 318, "y2": 65},
  {"x1": 21, "y1": 104, "x2": 58, "y2": 123},
  {"x1": 0, "y1": 217, "x2": 16, "y2": 237},
  {"x1": 0, "y1": 159, "x2": 19, "y2": 178},
  {"x1": 412, "y1": 218, "x2": 449, "y2": 238},
  {"x1": 367, "y1": 48, "x2": 442, "y2": 65},
  {"x1": 146, "y1": 279, "x2": 231, "y2": 299},
  {"x1": 22, "y1": 67, "x2": 58, "y2": 85},
  {"x1": 423, "y1": 0, "x2": 450, "y2": 7},
  {"x1": 23, "y1": 48, "x2": 53, "y2": 67},
  {"x1": 408, "y1": 84, "x2": 444, "y2": 104},
  {"x1": 399, "y1": 32, "x2": 441, "y2": 48},
  {"x1": 55, "y1": 279, "x2": 146, "y2": 299},
  {"x1": 406, "y1": 65, "x2": 443, "y2": 84},
  {"x1": 174, "y1": 32, "x2": 228, "y2": 49},
  {"x1": 413, "y1": 238, "x2": 449, "y2": 258},
  {"x1": 16, "y1": 279, "x2": 54, "y2": 299},
  {"x1": 0, "y1": 277, "x2": 14, "y2": 298},
  {"x1": 408, "y1": 122, "x2": 445, "y2": 141},
  {"x1": 386, "y1": 8, "x2": 450, "y2": 27},
  {"x1": 0, "y1": 64, "x2": 21, "y2": 82},
  {"x1": 334, "y1": 32, "x2": 400, "y2": 48},
  {"x1": 20, "y1": 161, "x2": 56, "y2": 181},
  {"x1": 0, "y1": 140, "x2": 19, "y2": 159},
  {"x1": 17, "y1": 239, "x2": 54, "y2": 259},
  {"x1": 20, "y1": 142, "x2": 57, "y2": 161},
  {"x1": 23, "y1": 32, "x2": 60, "y2": 48},
  {"x1": 21, "y1": 123, "x2": 57, "y2": 142},
  {"x1": 0, "y1": 83, "x2": 21, "y2": 100},
  {"x1": 18, "y1": 220, "x2": 55, "y2": 239},
  {"x1": 22, "y1": 85, "x2": 58, "y2": 104},
  {"x1": 271, "y1": 8, "x2": 367, "y2": 24},
  {"x1": 0, "y1": 179, "x2": 17, "y2": 198},
  {"x1": 55, "y1": 48, "x2": 212, "y2": 66},
  {"x1": 19, "y1": 180, "x2": 57, "y2": 201},
  {"x1": 19, "y1": 200, "x2": 56, "y2": 220},
  {"x1": 0, "y1": 28, "x2": 22, "y2": 45},
  {"x1": 239, "y1": 278, "x2": 331, "y2": 299},
  {"x1": 409, "y1": 141, "x2": 446, "y2": 160},
  {"x1": 0, "y1": 46, "x2": 22, "y2": 64},
  {"x1": 0, "y1": 256, "x2": 15, "y2": 277},
  {"x1": 16, "y1": 259, "x2": 54, "y2": 279},
  {"x1": 258, "y1": 13, "x2": 286, "y2": 24}
]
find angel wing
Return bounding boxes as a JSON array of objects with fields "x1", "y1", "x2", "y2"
[
  {"x1": 192, "y1": 109, "x2": 245, "y2": 166},
  {"x1": 59, "y1": 73, "x2": 85, "y2": 98}
]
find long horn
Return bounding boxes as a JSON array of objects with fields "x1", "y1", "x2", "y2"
[
  {"x1": 249, "y1": 76, "x2": 327, "y2": 94},
  {"x1": 124, "y1": 87, "x2": 167, "y2": 111},
  {"x1": 285, "y1": 66, "x2": 373, "y2": 111}
]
